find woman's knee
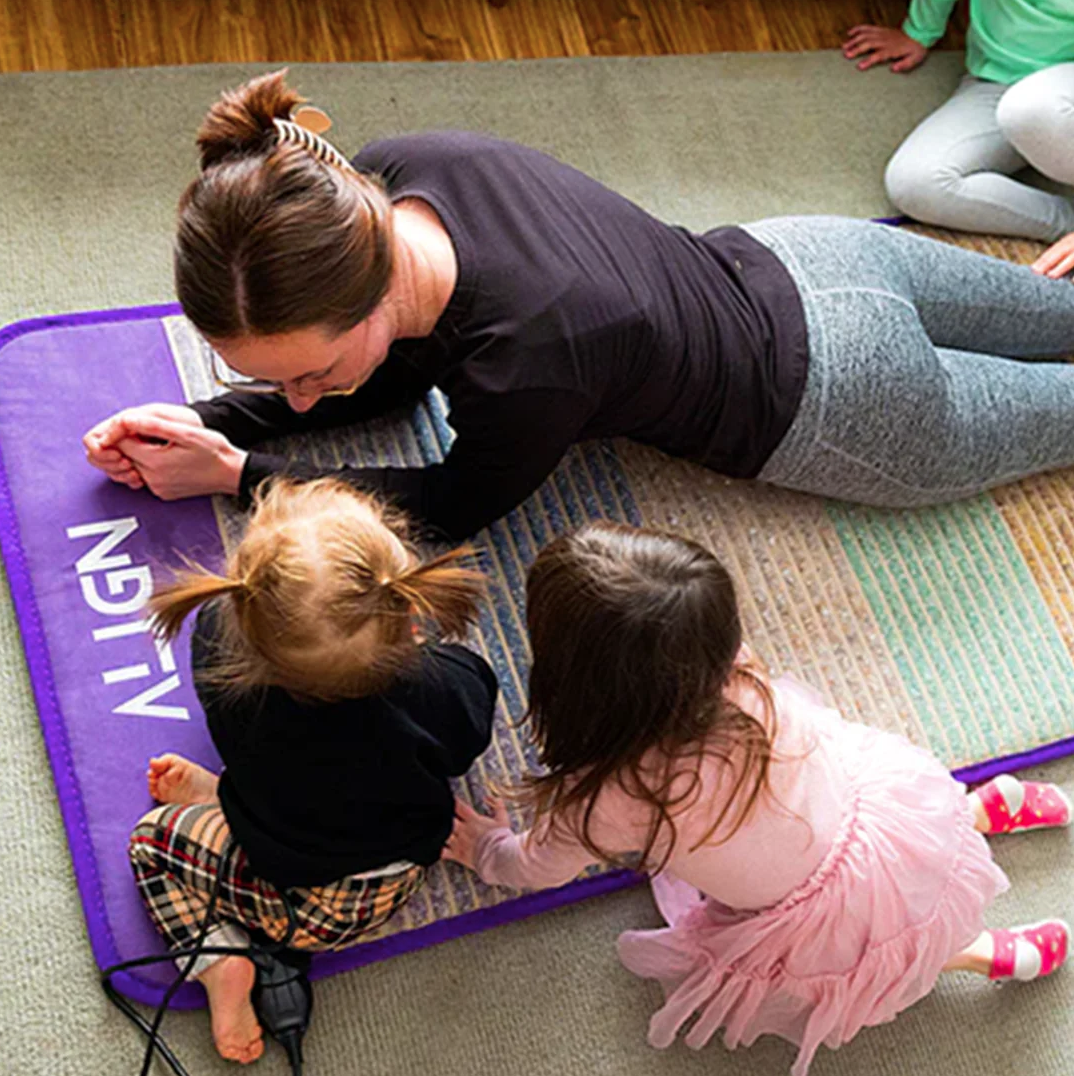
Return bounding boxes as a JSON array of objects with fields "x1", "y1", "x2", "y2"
[{"x1": 997, "y1": 68, "x2": 1074, "y2": 182}]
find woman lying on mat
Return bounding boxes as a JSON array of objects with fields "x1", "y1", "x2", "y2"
[
  {"x1": 445, "y1": 522, "x2": 1071, "y2": 1076},
  {"x1": 85, "y1": 70, "x2": 1074, "y2": 542},
  {"x1": 845, "y1": 1, "x2": 1074, "y2": 242},
  {"x1": 129, "y1": 476, "x2": 496, "y2": 1063}
]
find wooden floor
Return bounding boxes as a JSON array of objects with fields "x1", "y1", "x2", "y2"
[{"x1": 0, "y1": 0, "x2": 965, "y2": 72}]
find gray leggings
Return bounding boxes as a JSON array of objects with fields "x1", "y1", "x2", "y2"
[{"x1": 747, "y1": 217, "x2": 1074, "y2": 508}]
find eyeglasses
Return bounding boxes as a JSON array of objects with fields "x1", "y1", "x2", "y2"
[{"x1": 209, "y1": 347, "x2": 361, "y2": 398}]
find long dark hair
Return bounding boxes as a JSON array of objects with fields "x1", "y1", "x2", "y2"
[{"x1": 523, "y1": 523, "x2": 775, "y2": 872}]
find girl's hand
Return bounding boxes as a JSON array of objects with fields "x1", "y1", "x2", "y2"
[
  {"x1": 113, "y1": 414, "x2": 248, "y2": 500},
  {"x1": 843, "y1": 25, "x2": 929, "y2": 73},
  {"x1": 442, "y1": 796, "x2": 511, "y2": 871},
  {"x1": 1032, "y1": 233, "x2": 1074, "y2": 279}
]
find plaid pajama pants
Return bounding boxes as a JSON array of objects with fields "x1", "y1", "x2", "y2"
[{"x1": 129, "y1": 803, "x2": 425, "y2": 977}]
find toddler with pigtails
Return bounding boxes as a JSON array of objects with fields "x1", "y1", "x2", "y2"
[
  {"x1": 128, "y1": 477, "x2": 497, "y2": 1063},
  {"x1": 447, "y1": 522, "x2": 1070, "y2": 1076}
]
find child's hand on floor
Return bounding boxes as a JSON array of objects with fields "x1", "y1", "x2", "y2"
[
  {"x1": 843, "y1": 25, "x2": 928, "y2": 73},
  {"x1": 1032, "y1": 232, "x2": 1074, "y2": 279},
  {"x1": 442, "y1": 796, "x2": 511, "y2": 870}
]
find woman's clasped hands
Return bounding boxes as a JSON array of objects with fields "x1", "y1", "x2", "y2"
[{"x1": 83, "y1": 403, "x2": 247, "y2": 500}]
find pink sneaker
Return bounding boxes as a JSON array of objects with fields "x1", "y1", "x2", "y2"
[
  {"x1": 975, "y1": 774, "x2": 1072, "y2": 835},
  {"x1": 988, "y1": 920, "x2": 1070, "y2": 981}
]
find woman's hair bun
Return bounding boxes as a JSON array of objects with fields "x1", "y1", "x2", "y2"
[{"x1": 196, "y1": 68, "x2": 302, "y2": 171}]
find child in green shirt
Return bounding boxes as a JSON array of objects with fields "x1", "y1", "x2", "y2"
[{"x1": 845, "y1": 1, "x2": 1074, "y2": 241}]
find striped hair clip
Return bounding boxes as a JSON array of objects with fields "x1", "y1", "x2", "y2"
[{"x1": 272, "y1": 106, "x2": 355, "y2": 173}]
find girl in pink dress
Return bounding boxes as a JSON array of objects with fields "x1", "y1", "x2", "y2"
[{"x1": 445, "y1": 522, "x2": 1071, "y2": 1076}]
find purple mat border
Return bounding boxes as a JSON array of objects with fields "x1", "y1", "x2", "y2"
[
  {"x1": 949, "y1": 736, "x2": 1074, "y2": 786},
  {"x1": 0, "y1": 301, "x2": 1072, "y2": 1012},
  {"x1": 0, "y1": 305, "x2": 188, "y2": 1007},
  {"x1": 308, "y1": 867, "x2": 645, "y2": 984}
]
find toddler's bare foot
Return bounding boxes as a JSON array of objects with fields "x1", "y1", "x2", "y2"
[
  {"x1": 199, "y1": 955, "x2": 264, "y2": 1064},
  {"x1": 147, "y1": 753, "x2": 219, "y2": 805}
]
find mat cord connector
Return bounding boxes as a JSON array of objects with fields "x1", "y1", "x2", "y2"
[{"x1": 251, "y1": 944, "x2": 313, "y2": 1076}]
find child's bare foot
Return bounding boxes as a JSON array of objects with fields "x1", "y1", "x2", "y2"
[
  {"x1": 147, "y1": 753, "x2": 219, "y2": 805},
  {"x1": 199, "y1": 955, "x2": 264, "y2": 1063}
]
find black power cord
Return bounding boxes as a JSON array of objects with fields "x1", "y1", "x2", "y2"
[{"x1": 101, "y1": 849, "x2": 313, "y2": 1076}]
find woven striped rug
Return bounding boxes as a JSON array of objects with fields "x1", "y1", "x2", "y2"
[{"x1": 165, "y1": 236, "x2": 1074, "y2": 958}]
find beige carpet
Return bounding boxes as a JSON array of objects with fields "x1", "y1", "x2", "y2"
[{"x1": 2, "y1": 52, "x2": 1073, "y2": 1076}]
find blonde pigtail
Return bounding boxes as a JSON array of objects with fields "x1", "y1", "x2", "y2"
[
  {"x1": 148, "y1": 570, "x2": 248, "y2": 642},
  {"x1": 386, "y1": 548, "x2": 485, "y2": 640}
]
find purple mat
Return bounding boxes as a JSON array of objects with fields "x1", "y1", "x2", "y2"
[{"x1": 1, "y1": 303, "x2": 1066, "y2": 1011}]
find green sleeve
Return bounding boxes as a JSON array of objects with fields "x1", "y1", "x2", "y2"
[{"x1": 901, "y1": 0, "x2": 958, "y2": 48}]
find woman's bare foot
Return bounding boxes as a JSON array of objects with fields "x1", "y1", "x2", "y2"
[
  {"x1": 199, "y1": 955, "x2": 264, "y2": 1063},
  {"x1": 147, "y1": 753, "x2": 219, "y2": 805}
]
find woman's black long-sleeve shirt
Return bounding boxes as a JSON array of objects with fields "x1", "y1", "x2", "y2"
[{"x1": 192, "y1": 132, "x2": 808, "y2": 541}]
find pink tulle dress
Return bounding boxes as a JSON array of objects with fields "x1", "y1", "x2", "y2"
[{"x1": 473, "y1": 676, "x2": 1009, "y2": 1076}]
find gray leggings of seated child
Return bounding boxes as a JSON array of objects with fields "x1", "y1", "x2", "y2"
[{"x1": 884, "y1": 64, "x2": 1074, "y2": 243}]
